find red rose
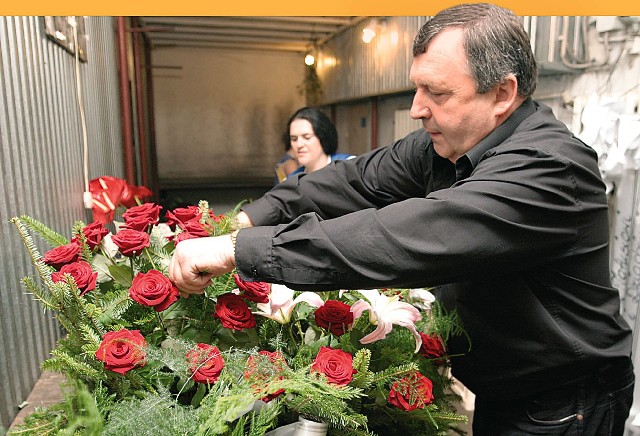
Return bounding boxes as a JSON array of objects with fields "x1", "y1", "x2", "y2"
[
  {"x1": 244, "y1": 350, "x2": 287, "y2": 402},
  {"x1": 165, "y1": 206, "x2": 202, "y2": 231},
  {"x1": 43, "y1": 242, "x2": 81, "y2": 270},
  {"x1": 95, "y1": 329, "x2": 147, "y2": 374},
  {"x1": 213, "y1": 293, "x2": 256, "y2": 331},
  {"x1": 51, "y1": 261, "x2": 98, "y2": 296},
  {"x1": 209, "y1": 212, "x2": 223, "y2": 223},
  {"x1": 129, "y1": 270, "x2": 180, "y2": 312},
  {"x1": 311, "y1": 346, "x2": 355, "y2": 386},
  {"x1": 387, "y1": 371, "x2": 435, "y2": 411},
  {"x1": 111, "y1": 229, "x2": 150, "y2": 257},
  {"x1": 122, "y1": 203, "x2": 162, "y2": 232},
  {"x1": 234, "y1": 274, "x2": 271, "y2": 303},
  {"x1": 174, "y1": 231, "x2": 200, "y2": 244},
  {"x1": 314, "y1": 300, "x2": 354, "y2": 336},
  {"x1": 187, "y1": 343, "x2": 225, "y2": 384},
  {"x1": 81, "y1": 221, "x2": 109, "y2": 250},
  {"x1": 418, "y1": 332, "x2": 447, "y2": 362},
  {"x1": 178, "y1": 221, "x2": 210, "y2": 237}
]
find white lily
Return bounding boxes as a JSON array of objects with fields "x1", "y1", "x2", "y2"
[
  {"x1": 407, "y1": 288, "x2": 436, "y2": 311},
  {"x1": 254, "y1": 284, "x2": 324, "y2": 324},
  {"x1": 351, "y1": 289, "x2": 423, "y2": 353}
]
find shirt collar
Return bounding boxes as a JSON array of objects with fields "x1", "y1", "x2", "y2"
[{"x1": 456, "y1": 98, "x2": 536, "y2": 180}]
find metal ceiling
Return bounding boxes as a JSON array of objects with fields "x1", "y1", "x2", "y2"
[{"x1": 137, "y1": 16, "x2": 368, "y2": 53}]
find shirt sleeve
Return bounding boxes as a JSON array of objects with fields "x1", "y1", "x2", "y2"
[
  {"x1": 237, "y1": 128, "x2": 604, "y2": 292},
  {"x1": 242, "y1": 129, "x2": 431, "y2": 226}
]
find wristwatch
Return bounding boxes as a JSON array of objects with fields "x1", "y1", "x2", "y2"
[{"x1": 230, "y1": 230, "x2": 239, "y2": 256}]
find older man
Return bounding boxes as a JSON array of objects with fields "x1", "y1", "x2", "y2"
[{"x1": 170, "y1": 4, "x2": 634, "y2": 434}]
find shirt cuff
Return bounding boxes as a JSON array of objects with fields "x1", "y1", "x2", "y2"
[{"x1": 235, "y1": 225, "x2": 276, "y2": 282}]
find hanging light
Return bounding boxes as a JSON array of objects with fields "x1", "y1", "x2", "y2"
[
  {"x1": 362, "y1": 18, "x2": 380, "y2": 44},
  {"x1": 304, "y1": 52, "x2": 315, "y2": 66},
  {"x1": 362, "y1": 27, "x2": 376, "y2": 43}
]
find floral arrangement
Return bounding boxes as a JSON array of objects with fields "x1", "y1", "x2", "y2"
[{"x1": 10, "y1": 193, "x2": 468, "y2": 435}]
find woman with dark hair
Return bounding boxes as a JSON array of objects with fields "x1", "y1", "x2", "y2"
[{"x1": 284, "y1": 107, "x2": 353, "y2": 178}]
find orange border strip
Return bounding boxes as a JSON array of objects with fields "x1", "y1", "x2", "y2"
[{"x1": 2, "y1": 0, "x2": 639, "y2": 16}]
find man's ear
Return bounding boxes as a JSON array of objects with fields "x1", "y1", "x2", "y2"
[{"x1": 493, "y1": 73, "x2": 519, "y2": 117}]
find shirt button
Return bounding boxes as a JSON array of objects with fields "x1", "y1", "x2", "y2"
[{"x1": 251, "y1": 267, "x2": 258, "y2": 277}]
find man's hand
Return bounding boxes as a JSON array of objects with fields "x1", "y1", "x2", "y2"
[{"x1": 169, "y1": 235, "x2": 235, "y2": 296}]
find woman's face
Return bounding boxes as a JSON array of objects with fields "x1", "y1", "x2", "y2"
[{"x1": 289, "y1": 119, "x2": 328, "y2": 172}]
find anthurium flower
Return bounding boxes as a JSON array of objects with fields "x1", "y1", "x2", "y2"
[
  {"x1": 89, "y1": 176, "x2": 127, "y2": 224},
  {"x1": 351, "y1": 289, "x2": 423, "y2": 353},
  {"x1": 254, "y1": 284, "x2": 323, "y2": 324},
  {"x1": 120, "y1": 183, "x2": 152, "y2": 208}
]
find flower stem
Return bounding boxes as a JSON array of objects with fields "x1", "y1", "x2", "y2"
[
  {"x1": 145, "y1": 249, "x2": 158, "y2": 270},
  {"x1": 156, "y1": 311, "x2": 165, "y2": 329}
]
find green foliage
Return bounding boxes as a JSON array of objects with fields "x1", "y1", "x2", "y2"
[
  {"x1": 102, "y1": 389, "x2": 200, "y2": 436},
  {"x1": 8, "y1": 379, "x2": 103, "y2": 436},
  {"x1": 11, "y1": 202, "x2": 469, "y2": 436}
]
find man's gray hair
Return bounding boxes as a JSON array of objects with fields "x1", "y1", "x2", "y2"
[{"x1": 413, "y1": 3, "x2": 538, "y2": 98}]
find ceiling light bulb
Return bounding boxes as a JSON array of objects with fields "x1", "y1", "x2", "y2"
[
  {"x1": 304, "y1": 54, "x2": 315, "y2": 66},
  {"x1": 362, "y1": 28, "x2": 376, "y2": 44}
]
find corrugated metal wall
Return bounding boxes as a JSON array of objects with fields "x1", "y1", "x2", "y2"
[
  {"x1": 318, "y1": 16, "x2": 584, "y2": 103},
  {"x1": 319, "y1": 16, "x2": 428, "y2": 103},
  {"x1": 0, "y1": 16, "x2": 124, "y2": 429}
]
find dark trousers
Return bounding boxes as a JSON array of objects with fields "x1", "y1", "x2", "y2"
[{"x1": 473, "y1": 360, "x2": 635, "y2": 435}]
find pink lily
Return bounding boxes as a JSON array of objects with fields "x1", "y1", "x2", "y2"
[
  {"x1": 254, "y1": 284, "x2": 323, "y2": 324},
  {"x1": 351, "y1": 289, "x2": 423, "y2": 353}
]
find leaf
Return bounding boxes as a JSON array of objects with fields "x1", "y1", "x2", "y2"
[
  {"x1": 108, "y1": 264, "x2": 134, "y2": 287},
  {"x1": 191, "y1": 382, "x2": 207, "y2": 407},
  {"x1": 216, "y1": 327, "x2": 259, "y2": 350}
]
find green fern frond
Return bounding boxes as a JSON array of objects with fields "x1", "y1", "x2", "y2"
[
  {"x1": 79, "y1": 324, "x2": 104, "y2": 350},
  {"x1": 44, "y1": 349, "x2": 103, "y2": 382},
  {"x1": 72, "y1": 221, "x2": 95, "y2": 264},
  {"x1": 21, "y1": 276, "x2": 60, "y2": 310},
  {"x1": 11, "y1": 217, "x2": 61, "y2": 303},
  {"x1": 371, "y1": 362, "x2": 419, "y2": 386},
  {"x1": 244, "y1": 399, "x2": 283, "y2": 436},
  {"x1": 351, "y1": 349, "x2": 373, "y2": 389},
  {"x1": 102, "y1": 390, "x2": 200, "y2": 436},
  {"x1": 428, "y1": 410, "x2": 469, "y2": 423},
  {"x1": 98, "y1": 288, "x2": 133, "y2": 325},
  {"x1": 13, "y1": 215, "x2": 70, "y2": 247}
]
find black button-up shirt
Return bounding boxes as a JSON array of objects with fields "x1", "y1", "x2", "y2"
[{"x1": 239, "y1": 99, "x2": 632, "y2": 400}]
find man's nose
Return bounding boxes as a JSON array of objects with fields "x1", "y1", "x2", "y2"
[{"x1": 410, "y1": 93, "x2": 432, "y2": 120}]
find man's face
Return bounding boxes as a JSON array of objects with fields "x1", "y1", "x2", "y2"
[{"x1": 409, "y1": 28, "x2": 501, "y2": 163}]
